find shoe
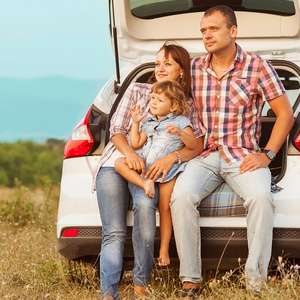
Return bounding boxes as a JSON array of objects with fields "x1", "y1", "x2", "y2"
[{"x1": 177, "y1": 287, "x2": 200, "y2": 299}]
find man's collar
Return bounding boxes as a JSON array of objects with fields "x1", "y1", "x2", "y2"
[{"x1": 204, "y1": 43, "x2": 243, "y2": 68}]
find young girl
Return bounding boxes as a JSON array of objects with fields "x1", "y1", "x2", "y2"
[{"x1": 115, "y1": 79, "x2": 198, "y2": 267}]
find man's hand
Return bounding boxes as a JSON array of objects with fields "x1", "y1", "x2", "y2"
[
  {"x1": 239, "y1": 153, "x2": 271, "y2": 174},
  {"x1": 125, "y1": 152, "x2": 146, "y2": 175}
]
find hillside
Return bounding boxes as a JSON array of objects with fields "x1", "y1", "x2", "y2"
[{"x1": 0, "y1": 76, "x2": 108, "y2": 142}]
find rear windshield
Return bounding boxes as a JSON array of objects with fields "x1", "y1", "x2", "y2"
[{"x1": 130, "y1": 0, "x2": 295, "y2": 19}]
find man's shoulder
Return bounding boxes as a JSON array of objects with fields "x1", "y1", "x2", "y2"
[
  {"x1": 191, "y1": 54, "x2": 207, "y2": 67},
  {"x1": 240, "y1": 47, "x2": 268, "y2": 65}
]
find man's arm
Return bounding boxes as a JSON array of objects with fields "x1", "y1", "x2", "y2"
[{"x1": 239, "y1": 94, "x2": 294, "y2": 173}]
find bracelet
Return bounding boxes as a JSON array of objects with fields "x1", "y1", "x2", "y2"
[{"x1": 174, "y1": 151, "x2": 181, "y2": 164}]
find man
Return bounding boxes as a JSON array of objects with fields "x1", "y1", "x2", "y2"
[{"x1": 170, "y1": 5, "x2": 294, "y2": 297}]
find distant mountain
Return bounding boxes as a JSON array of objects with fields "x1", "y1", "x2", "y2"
[{"x1": 0, "y1": 76, "x2": 109, "y2": 143}]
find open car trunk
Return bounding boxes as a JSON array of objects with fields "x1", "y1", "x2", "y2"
[{"x1": 90, "y1": 59, "x2": 300, "y2": 185}]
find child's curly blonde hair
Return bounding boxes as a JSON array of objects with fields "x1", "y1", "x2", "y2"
[{"x1": 151, "y1": 80, "x2": 189, "y2": 116}]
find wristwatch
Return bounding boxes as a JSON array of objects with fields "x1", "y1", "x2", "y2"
[{"x1": 261, "y1": 149, "x2": 276, "y2": 161}]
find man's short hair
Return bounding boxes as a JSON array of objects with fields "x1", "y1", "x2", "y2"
[{"x1": 204, "y1": 5, "x2": 237, "y2": 29}]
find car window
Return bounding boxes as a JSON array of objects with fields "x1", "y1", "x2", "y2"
[
  {"x1": 262, "y1": 69, "x2": 300, "y2": 116},
  {"x1": 130, "y1": 0, "x2": 295, "y2": 19}
]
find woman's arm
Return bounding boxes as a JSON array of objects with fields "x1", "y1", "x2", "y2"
[
  {"x1": 109, "y1": 84, "x2": 151, "y2": 175},
  {"x1": 110, "y1": 83, "x2": 151, "y2": 139},
  {"x1": 112, "y1": 133, "x2": 146, "y2": 175}
]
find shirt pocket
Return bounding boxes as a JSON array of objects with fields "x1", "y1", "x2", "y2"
[{"x1": 228, "y1": 80, "x2": 254, "y2": 106}]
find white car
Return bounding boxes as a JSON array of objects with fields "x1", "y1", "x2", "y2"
[{"x1": 57, "y1": 0, "x2": 300, "y2": 272}]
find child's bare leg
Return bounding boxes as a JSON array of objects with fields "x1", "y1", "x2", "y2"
[
  {"x1": 115, "y1": 157, "x2": 155, "y2": 198},
  {"x1": 158, "y1": 177, "x2": 176, "y2": 266}
]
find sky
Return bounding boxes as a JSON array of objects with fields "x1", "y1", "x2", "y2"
[
  {"x1": 0, "y1": 0, "x2": 115, "y2": 80},
  {"x1": 0, "y1": 0, "x2": 118, "y2": 142}
]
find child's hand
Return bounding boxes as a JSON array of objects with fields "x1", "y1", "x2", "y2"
[
  {"x1": 130, "y1": 105, "x2": 147, "y2": 123},
  {"x1": 166, "y1": 124, "x2": 181, "y2": 136}
]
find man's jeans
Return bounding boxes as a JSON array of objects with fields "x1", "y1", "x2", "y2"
[
  {"x1": 96, "y1": 167, "x2": 158, "y2": 299},
  {"x1": 170, "y1": 152, "x2": 275, "y2": 290}
]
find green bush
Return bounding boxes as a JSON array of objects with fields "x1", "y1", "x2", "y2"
[{"x1": 0, "y1": 139, "x2": 65, "y2": 187}]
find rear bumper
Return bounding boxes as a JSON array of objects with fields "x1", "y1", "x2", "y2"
[{"x1": 58, "y1": 226, "x2": 300, "y2": 263}]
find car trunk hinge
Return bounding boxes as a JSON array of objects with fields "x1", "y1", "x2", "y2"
[{"x1": 111, "y1": 0, "x2": 121, "y2": 94}]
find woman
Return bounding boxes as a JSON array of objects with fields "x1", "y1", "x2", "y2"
[{"x1": 92, "y1": 42, "x2": 205, "y2": 300}]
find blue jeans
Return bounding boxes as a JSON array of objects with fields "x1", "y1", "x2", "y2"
[
  {"x1": 170, "y1": 152, "x2": 275, "y2": 291},
  {"x1": 96, "y1": 167, "x2": 159, "y2": 299}
]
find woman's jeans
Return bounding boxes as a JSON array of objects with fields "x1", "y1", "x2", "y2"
[
  {"x1": 170, "y1": 152, "x2": 275, "y2": 291},
  {"x1": 96, "y1": 167, "x2": 159, "y2": 299}
]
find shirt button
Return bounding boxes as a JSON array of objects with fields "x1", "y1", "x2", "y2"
[
  {"x1": 217, "y1": 95, "x2": 220, "y2": 98},
  {"x1": 216, "y1": 111, "x2": 219, "y2": 113},
  {"x1": 215, "y1": 141, "x2": 218, "y2": 144},
  {"x1": 215, "y1": 125, "x2": 217, "y2": 128},
  {"x1": 218, "y1": 81, "x2": 220, "y2": 84}
]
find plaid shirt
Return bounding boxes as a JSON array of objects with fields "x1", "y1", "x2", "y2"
[
  {"x1": 192, "y1": 44, "x2": 285, "y2": 164},
  {"x1": 92, "y1": 82, "x2": 206, "y2": 190}
]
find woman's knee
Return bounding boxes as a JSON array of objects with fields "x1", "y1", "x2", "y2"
[
  {"x1": 133, "y1": 195, "x2": 157, "y2": 214},
  {"x1": 102, "y1": 224, "x2": 127, "y2": 245},
  {"x1": 97, "y1": 167, "x2": 128, "y2": 197}
]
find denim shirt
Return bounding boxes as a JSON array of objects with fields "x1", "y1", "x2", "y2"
[{"x1": 140, "y1": 113, "x2": 192, "y2": 171}]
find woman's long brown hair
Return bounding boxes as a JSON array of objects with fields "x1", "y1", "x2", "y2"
[{"x1": 148, "y1": 41, "x2": 192, "y2": 97}]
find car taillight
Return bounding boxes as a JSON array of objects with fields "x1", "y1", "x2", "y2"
[
  {"x1": 62, "y1": 229, "x2": 79, "y2": 237},
  {"x1": 294, "y1": 130, "x2": 300, "y2": 151},
  {"x1": 64, "y1": 107, "x2": 94, "y2": 159}
]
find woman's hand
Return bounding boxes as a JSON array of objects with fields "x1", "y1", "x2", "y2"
[
  {"x1": 145, "y1": 152, "x2": 177, "y2": 182},
  {"x1": 126, "y1": 152, "x2": 146, "y2": 175}
]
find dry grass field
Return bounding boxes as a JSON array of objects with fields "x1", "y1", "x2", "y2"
[{"x1": 0, "y1": 183, "x2": 300, "y2": 299}]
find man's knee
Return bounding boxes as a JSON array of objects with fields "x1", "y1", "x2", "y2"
[
  {"x1": 170, "y1": 182, "x2": 197, "y2": 216},
  {"x1": 244, "y1": 188, "x2": 274, "y2": 212}
]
